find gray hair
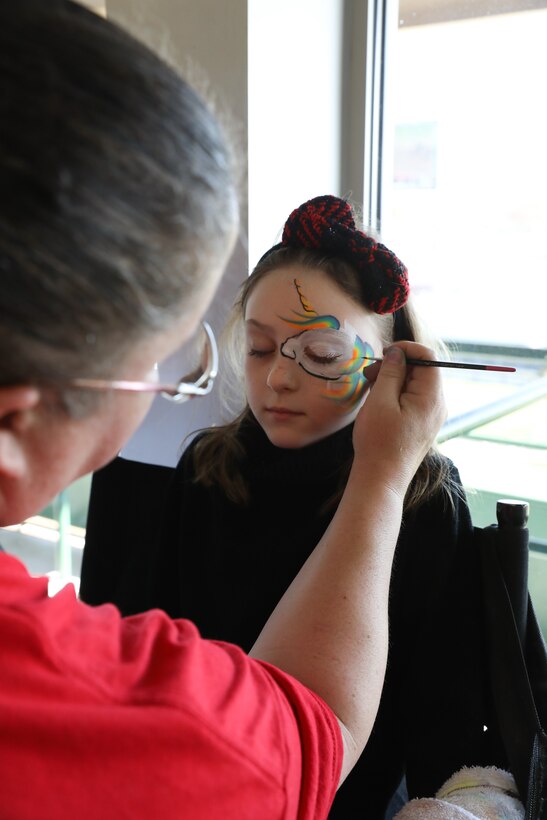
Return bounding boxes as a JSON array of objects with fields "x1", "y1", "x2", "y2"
[{"x1": 0, "y1": 0, "x2": 239, "y2": 413}]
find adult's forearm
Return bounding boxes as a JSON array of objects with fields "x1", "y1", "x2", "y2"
[{"x1": 249, "y1": 464, "x2": 404, "y2": 781}]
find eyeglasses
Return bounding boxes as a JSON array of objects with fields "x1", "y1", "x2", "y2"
[{"x1": 66, "y1": 321, "x2": 218, "y2": 404}]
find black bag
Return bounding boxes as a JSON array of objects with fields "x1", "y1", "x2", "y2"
[{"x1": 476, "y1": 499, "x2": 547, "y2": 820}]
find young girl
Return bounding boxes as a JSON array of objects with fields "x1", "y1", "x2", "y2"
[{"x1": 81, "y1": 195, "x2": 503, "y2": 819}]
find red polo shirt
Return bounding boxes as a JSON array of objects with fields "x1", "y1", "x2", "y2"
[{"x1": 0, "y1": 552, "x2": 342, "y2": 819}]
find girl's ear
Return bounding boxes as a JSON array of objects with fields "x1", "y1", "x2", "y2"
[{"x1": 0, "y1": 386, "x2": 41, "y2": 479}]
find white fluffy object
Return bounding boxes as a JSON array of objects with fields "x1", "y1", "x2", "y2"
[{"x1": 393, "y1": 765, "x2": 525, "y2": 819}]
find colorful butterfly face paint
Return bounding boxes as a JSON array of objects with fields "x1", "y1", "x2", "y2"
[{"x1": 279, "y1": 279, "x2": 375, "y2": 407}]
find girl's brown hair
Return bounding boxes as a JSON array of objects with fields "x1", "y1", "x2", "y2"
[{"x1": 189, "y1": 239, "x2": 459, "y2": 514}]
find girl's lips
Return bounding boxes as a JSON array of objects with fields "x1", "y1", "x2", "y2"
[{"x1": 265, "y1": 407, "x2": 303, "y2": 418}]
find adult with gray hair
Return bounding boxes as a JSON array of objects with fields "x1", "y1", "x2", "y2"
[{"x1": 0, "y1": 2, "x2": 446, "y2": 818}]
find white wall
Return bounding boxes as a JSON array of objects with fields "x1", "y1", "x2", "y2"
[
  {"x1": 106, "y1": 0, "x2": 249, "y2": 465},
  {"x1": 104, "y1": 0, "x2": 347, "y2": 465},
  {"x1": 248, "y1": 0, "x2": 344, "y2": 267}
]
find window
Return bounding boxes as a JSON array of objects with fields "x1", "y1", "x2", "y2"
[{"x1": 374, "y1": 0, "x2": 547, "y2": 632}]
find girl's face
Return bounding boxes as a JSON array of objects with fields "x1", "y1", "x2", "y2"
[{"x1": 244, "y1": 265, "x2": 385, "y2": 449}]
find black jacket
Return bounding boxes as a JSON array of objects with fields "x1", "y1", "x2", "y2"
[{"x1": 81, "y1": 421, "x2": 506, "y2": 818}]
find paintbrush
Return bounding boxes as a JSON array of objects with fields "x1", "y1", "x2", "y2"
[{"x1": 365, "y1": 357, "x2": 516, "y2": 373}]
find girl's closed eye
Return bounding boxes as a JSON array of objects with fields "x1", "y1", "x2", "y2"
[
  {"x1": 245, "y1": 328, "x2": 276, "y2": 359},
  {"x1": 247, "y1": 346, "x2": 275, "y2": 358},
  {"x1": 304, "y1": 345, "x2": 343, "y2": 365}
]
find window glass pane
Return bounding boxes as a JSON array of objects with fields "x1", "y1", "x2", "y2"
[
  {"x1": 380, "y1": 1, "x2": 547, "y2": 636},
  {"x1": 382, "y1": 2, "x2": 547, "y2": 350}
]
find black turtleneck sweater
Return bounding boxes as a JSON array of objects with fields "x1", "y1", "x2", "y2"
[{"x1": 80, "y1": 422, "x2": 505, "y2": 819}]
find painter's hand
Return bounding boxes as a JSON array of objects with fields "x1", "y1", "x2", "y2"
[{"x1": 353, "y1": 342, "x2": 447, "y2": 499}]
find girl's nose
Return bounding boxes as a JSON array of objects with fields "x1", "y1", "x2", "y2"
[{"x1": 266, "y1": 359, "x2": 297, "y2": 391}]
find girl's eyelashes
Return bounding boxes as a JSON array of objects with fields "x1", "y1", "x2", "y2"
[
  {"x1": 247, "y1": 347, "x2": 274, "y2": 358},
  {"x1": 304, "y1": 347, "x2": 342, "y2": 365}
]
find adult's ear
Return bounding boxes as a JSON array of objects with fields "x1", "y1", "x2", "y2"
[{"x1": 0, "y1": 386, "x2": 41, "y2": 479}]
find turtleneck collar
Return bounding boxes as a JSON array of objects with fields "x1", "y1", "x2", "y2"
[{"x1": 239, "y1": 414, "x2": 354, "y2": 484}]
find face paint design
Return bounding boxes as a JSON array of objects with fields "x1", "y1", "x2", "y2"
[{"x1": 279, "y1": 279, "x2": 375, "y2": 407}]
